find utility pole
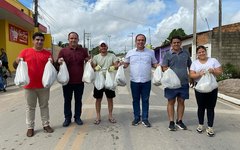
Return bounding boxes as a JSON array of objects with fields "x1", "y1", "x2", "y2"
[
  {"x1": 148, "y1": 28, "x2": 151, "y2": 45},
  {"x1": 131, "y1": 32, "x2": 134, "y2": 49},
  {"x1": 84, "y1": 31, "x2": 91, "y2": 49},
  {"x1": 33, "y1": 0, "x2": 39, "y2": 27},
  {"x1": 192, "y1": 0, "x2": 197, "y2": 61},
  {"x1": 83, "y1": 30, "x2": 85, "y2": 48},
  {"x1": 108, "y1": 35, "x2": 111, "y2": 50},
  {"x1": 219, "y1": 0, "x2": 222, "y2": 61}
]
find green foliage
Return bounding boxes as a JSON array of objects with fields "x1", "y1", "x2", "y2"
[
  {"x1": 89, "y1": 47, "x2": 116, "y2": 57},
  {"x1": 162, "y1": 28, "x2": 187, "y2": 45},
  {"x1": 89, "y1": 46, "x2": 99, "y2": 57},
  {"x1": 217, "y1": 63, "x2": 240, "y2": 81}
]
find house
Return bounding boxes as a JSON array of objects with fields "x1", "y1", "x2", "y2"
[
  {"x1": 154, "y1": 22, "x2": 240, "y2": 70},
  {"x1": 0, "y1": 0, "x2": 52, "y2": 71}
]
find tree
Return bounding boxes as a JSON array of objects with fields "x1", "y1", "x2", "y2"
[
  {"x1": 162, "y1": 28, "x2": 187, "y2": 45},
  {"x1": 89, "y1": 46, "x2": 116, "y2": 57},
  {"x1": 57, "y1": 41, "x2": 69, "y2": 48},
  {"x1": 89, "y1": 46, "x2": 99, "y2": 57},
  {"x1": 57, "y1": 41, "x2": 63, "y2": 47}
]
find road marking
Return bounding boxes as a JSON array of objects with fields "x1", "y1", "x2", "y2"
[
  {"x1": 54, "y1": 90, "x2": 94, "y2": 150},
  {"x1": 82, "y1": 104, "x2": 240, "y2": 115},
  {"x1": 71, "y1": 108, "x2": 94, "y2": 150},
  {"x1": 54, "y1": 125, "x2": 75, "y2": 150}
]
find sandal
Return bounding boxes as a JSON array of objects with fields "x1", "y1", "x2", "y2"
[
  {"x1": 94, "y1": 119, "x2": 101, "y2": 125},
  {"x1": 108, "y1": 118, "x2": 117, "y2": 124}
]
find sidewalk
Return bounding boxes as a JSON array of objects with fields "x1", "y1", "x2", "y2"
[{"x1": 5, "y1": 74, "x2": 240, "y2": 105}]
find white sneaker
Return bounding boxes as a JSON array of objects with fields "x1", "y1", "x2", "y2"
[
  {"x1": 196, "y1": 124, "x2": 204, "y2": 133},
  {"x1": 206, "y1": 127, "x2": 215, "y2": 137}
]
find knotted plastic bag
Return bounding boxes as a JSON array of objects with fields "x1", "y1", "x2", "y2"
[
  {"x1": 42, "y1": 60, "x2": 57, "y2": 88},
  {"x1": 152, "y1": 66, "x2": 162, "y2": 86},
  {"x1": 94, "y1": 71, "x2": 105, "y2": 90},
  {"x1": 14, "y1": 59, "x2": 29, "y2": 86},
  {"x1": 82, "y1": 62, "x2": 95, "y2": 83},
  {"x1": 57, "y1": 61, "x2": 69, "y2": 85},
  {"x1": 161, "y1": 68, "x2": 181, "y2": 89},
  {"x1": 115, "y1": 65, "x2": 127, "y2": 86},
  {"x1": 105, "y1": 70, "x2": 116, "y2": 91},
  {"x1": 195, "y1": 71, "x2": 218, "y2": 93}
]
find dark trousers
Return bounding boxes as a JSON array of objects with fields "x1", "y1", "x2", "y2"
[
  {"x1": 130, "y1": 81, "x2": 151, "y2": 121},
  {"x1": 62, "y1": 83, "x2": 84, "y2": 120},
  {"x1": 195, "y1": 88, "x2": 218, "y2": 127}
]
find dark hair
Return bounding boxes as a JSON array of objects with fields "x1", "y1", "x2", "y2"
[
  {"x1": 135, "y1": 34, "x2": 146, "y2": 41},
  {"x1": 68, "y1": 32, "x2": 79, "y2": 39},
  {"x1": 170, "y1": 36, "x2": 182, "y2": 43},
  {"x1": 196, "y1": 45, "x2": 207, "y2": 53},
  {"x1": 32, "y1": 32, "x2": 45, "y2": 40}
]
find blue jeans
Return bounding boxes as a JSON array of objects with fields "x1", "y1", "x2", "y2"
[
  {"x1": 62, "y1": 83, "x2": 84, "y2": 120},
  {"x1": 0, "y1": 76, "x2": 4, "y2": 89},
  {"x1": 130, "y1": 81, "x2": 151, "y2": 121}
]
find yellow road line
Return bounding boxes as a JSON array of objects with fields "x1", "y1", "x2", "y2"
[
  {"x1": 54, "y1": 125, "x2": 75, "y2": 150},
  {"x1": 54, "y1": 90, "x2": 94, "y2": 150},
  {"x1": 71, "y1": 109, "x2": 95, "y2": 150}
]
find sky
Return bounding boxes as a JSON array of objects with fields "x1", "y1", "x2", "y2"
[{"x1": 18, "y1": 0, "x2": 240, "y2": 54}]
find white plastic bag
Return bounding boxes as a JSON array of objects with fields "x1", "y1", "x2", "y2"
[
  {"x1": 105, "y1": 70, "x2": 116, "y2": 91},
  {"x1": 94, "y1": 71, "x2": 105, "y2": 90},
  {"x1": 14, "y1": 59, "x2": 29, "y2": 86},
  {"x1": 161, "y1": 68, "x2": 181, "y2": 89},
  {"x1": 152, "y1": 66, "x2": 162, "y2": 86},
  {"x1": 42, "y1": 60, "x2": 57, "y2": 88},
  {"x1": 115, "y1": 65, "x2": 127, "y2": 86},
  {"x1": 195, "y1": 71, "x2": 218, "y2": 93},
  {"x1": 82, "y1": 62, "x2": 95, "y2": 83},
  {"x1": 57, "y1": 61, "x2": 69, "y2": 85}
]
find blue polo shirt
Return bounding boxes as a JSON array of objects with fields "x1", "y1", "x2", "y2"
[{"x1": 162, "y1": 49, "x2": 192, "y2": 85}]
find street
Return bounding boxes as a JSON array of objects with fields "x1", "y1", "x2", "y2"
[{"x1": 0, "y1": 69, "x2": 240, "y2": 150}]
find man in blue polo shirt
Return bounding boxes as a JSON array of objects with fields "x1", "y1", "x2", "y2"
[{"x1": 162, "y1": 36, "x2": 192, "y2": 131}]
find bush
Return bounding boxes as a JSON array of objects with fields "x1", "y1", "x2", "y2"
[{"x1": 217, "y1": 63, "x2": 240, "y2": 81}]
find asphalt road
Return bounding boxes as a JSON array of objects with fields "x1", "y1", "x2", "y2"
[{"x1": 0, "y1": 69, "x2": 240, "y2": 150}]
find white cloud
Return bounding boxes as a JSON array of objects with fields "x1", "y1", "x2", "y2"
[
  {"x1": 231, "y1": 11, "x2": 240, "y2": 23},
  {"x1": 36, "y1": 0, "x2": 239, "y2": 53}
]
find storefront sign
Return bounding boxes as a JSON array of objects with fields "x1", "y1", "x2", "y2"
[{"x1": 9, "y1": 24, "x2": 28, "y2": 45}]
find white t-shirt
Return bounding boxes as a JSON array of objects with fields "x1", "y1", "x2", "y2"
[{"x1": 190, "y1": 57, "x2": 221, "y2": 82}]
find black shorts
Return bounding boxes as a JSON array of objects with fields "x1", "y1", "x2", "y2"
[{"x1": 93, "y1": 87, "x2": 115, "y2": 99}]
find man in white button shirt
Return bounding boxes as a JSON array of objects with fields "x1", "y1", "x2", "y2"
[{"x1": 123, "y1": 34, "x2": 158, "y2": 127}]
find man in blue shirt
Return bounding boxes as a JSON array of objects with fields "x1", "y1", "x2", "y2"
[{"x1": 162, "y1": 36, "x2": 192, "y2": 131}]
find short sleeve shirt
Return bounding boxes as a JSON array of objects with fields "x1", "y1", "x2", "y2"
[
  {"x1": 18, "y1": 48, "x2": 52, "y2": 89},
  {"x1": 58, "y1": 46, "x2": 89, "y2": 84},
  {"x1": 92, "y1": 53, "x2": 118, "y2": 73},
  {"x1": 124, "y1": 48, "x2": 158, "y2": 83},
  {"x1": 162, "y1": 49, "x2": 192, "y2": 85},
  {"x1": 190, "y1": 57, "x2": 221, "y2": 82}
]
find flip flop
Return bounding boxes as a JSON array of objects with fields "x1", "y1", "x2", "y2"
[
  {"x1": 108, "y1": 118, "x2": 117, "y2": 123},
  {"x1": 94, "y1": 119, "x2": 101, "y2": 125}
]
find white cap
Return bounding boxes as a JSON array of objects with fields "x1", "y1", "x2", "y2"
[{"x1": 99, "y1": 40, "x2": 108, "y2": 46}]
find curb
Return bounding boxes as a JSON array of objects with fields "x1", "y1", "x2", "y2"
[{"x1": 218, "y1": 93, "x2": 240, "y2": 105}]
